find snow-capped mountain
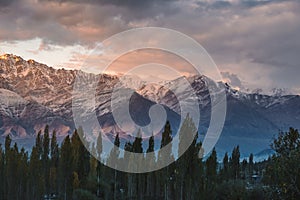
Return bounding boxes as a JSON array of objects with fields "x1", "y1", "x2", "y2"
[
  {"x1": 1, "y1": 54, "x2": 300, "y2": 157},
  {"x1": 0, "y1": 54, "x2": 179, "y2": 138},
  {"x1": 138, "y1": 76, "x2": 300, "y2": 157}
]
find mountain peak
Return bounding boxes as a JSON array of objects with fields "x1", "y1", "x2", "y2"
[{"x1": 0, "y1": 54, "x2": 24, "y2": 62}]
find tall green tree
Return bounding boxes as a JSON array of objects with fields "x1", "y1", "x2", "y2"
[
  {"x1": 43, "y1": 125, "x2": 50, "y2": 196},
  {"x1": 71, "y1": 128, "x2": 91, "y2": 185},
  {"x1": 28, "y1": 142, "x2": 44, "y2": 199},
  {"x1": 145, "y1": 135, "x2": 156, "y2": 197},
  {"x1": 264, "y1": 128, "x2": 300, "y2": 199},
  {"x1": 176, "y1": 114, "x2": 197, "y2": 200},
  {"x1": 248, "y1": 153, "x2": 254, "y2": 177},
  {"x1": 107, "y1": 133, "x2": 120, "y2": 200},
  {"x1": 3, "y1": 135, "x2": 12, "y2": 199},
  {"x1": 96, "y1": 132, "x2": 103, "y2": 197},
  {"x1": 205, "y1": 149, "x2": 218, "y2": 199},
  {"x1": 17, "y1": 147, "x2": 28, "y2": 200},
  {"x1": 241, "y1": 159, "x2": 248, "y2": 179},
  {"x1": 36, "y1": 130, "x2": 43, "y2": 159},
  {"x1": 6, "y1": 143, "x2": 19, "y2": 199},
  {"x1": 50, "y1": 130, "x2": 59, "y2": 195},
  {"x1": 221, "y1": 152, "x2": 229, "y2": 181},
  {"x1": 188, "y1": 139, "x2": 204, "y2": 199},
  {"x1": 230, "y1": 146, "x2": 240, "y2": 180},
  {"x1": 60, "y1": 135, "x2": 73, "y2": 200},
  {"x1": 132, "y1": 130, "x2": 144, "y2": 199},
  {"x1": 124, "y1": 142, "x2": 134, "y2": 198},
  {"x1": 158, "y1": 121, "x2": 174, "y2": 200},
  {"x1": 0, "y1": 144, "x2": 4, "y2": 199}
]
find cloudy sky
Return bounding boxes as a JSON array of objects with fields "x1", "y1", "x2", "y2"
[{"x1": 0, "y1": 0, "x2": 299, "y2": 94}]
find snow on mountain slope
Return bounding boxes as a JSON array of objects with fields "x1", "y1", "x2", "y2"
[
  {"x1": 136, "y1": 74, "x2": 300, "y2": 157},
  {"x1": 0, "y1": 54, "x2": 179, "y2": 139},
  {"x1": 1, "y1": 54, "x2": 300, "y2": 157}
]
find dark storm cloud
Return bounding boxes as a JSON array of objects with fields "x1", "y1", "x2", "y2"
[
  {"x1": 0, "y1": 0, "x2": 19, "y2": 7},
  {"x1": 1, "y1": 0, "x2": 300, "y2": 92},
  {"x1": 0, "y1": 0, "x2": 181, "y2": 46}
]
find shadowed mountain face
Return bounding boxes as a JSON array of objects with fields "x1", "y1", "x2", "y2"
[{"x1": 1, "y1": 54, "x2": 300, "y2": 157}]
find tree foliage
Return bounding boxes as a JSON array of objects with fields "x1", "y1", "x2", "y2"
[
  {"x1": 264, "y1": 127, "x2": 300, "y2": 199},
  {"x1": 0, "y1": 124, "x2": 298, "y2": 200}
]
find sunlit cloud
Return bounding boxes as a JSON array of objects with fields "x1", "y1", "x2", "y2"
[{"x1": 0, "y1": 0, "x2": 299, "y2": 93}]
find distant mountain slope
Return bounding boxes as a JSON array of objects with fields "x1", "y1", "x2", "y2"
[{"x1": 1, "y1": 54, "x2": 300, "y2": 157}]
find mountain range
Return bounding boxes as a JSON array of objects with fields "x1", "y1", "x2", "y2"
[{"x1": 1, "y1": 53, "x2": 300, "y2": 160}]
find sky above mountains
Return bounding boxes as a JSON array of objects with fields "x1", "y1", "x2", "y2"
[{"x1": 0, "y1": 0, "x2": 299, "y2": 94}]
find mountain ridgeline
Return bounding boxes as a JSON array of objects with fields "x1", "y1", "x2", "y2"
[{"x1": 1, "y1": 54, "x2": 300, "y2": 158}]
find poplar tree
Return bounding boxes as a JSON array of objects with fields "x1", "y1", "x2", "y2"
[
  {"x1": 60, "y1": 135, "x2": 73, "y2": 200},
  {"x1": 28, "y1": 145, "x2": 43, "y2": 199},
  {"x1": 107, "y1": 133, "x2": 120, "y2": 200},
  {"x1": 96, "y1": 132, "x2": 103, "y2": 197},
  {"x1": 158, "y1": 121, "x2": 174, "y2": 200},
  {"x1": 248, "y1": 153, "x2": 254, "y2": 177},
  {"x1": 221, "y1": 152, "x2": 229, "y2": 181},
  {"x1": 145, "y1": 135, "x2": 156, "y2": 197},
  {"x1": 0, "y1": 144, "x2": 4, "y2": 199},
  {"x1": 176, "y1": 115, "x2": 197, "y2": 200},
  {"x1": 230, "y1": 146, "x2": 240, "y2": 179},
  {"x1": 132, "y1": 130, "x2": 144, "y2": 199},
  {"x1": 71, "y1": 128, "x2": 90, "y2": 186},
  {"x1": 124, "y1": 142, "x2": 134, "y2": 198},
  {"x1": 50, "y1": 130, "x2": 59, "y2": 195},
  {"x1": 43, "y1": 125, "x2": 50, "y2": 196},
  {"x1": 205, "y1": 148, "x2": 217, "y2": 190}
]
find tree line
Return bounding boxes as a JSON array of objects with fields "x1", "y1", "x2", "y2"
[{"x1": 0, "y1": 117, "x2": 300, "y2": 199}]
